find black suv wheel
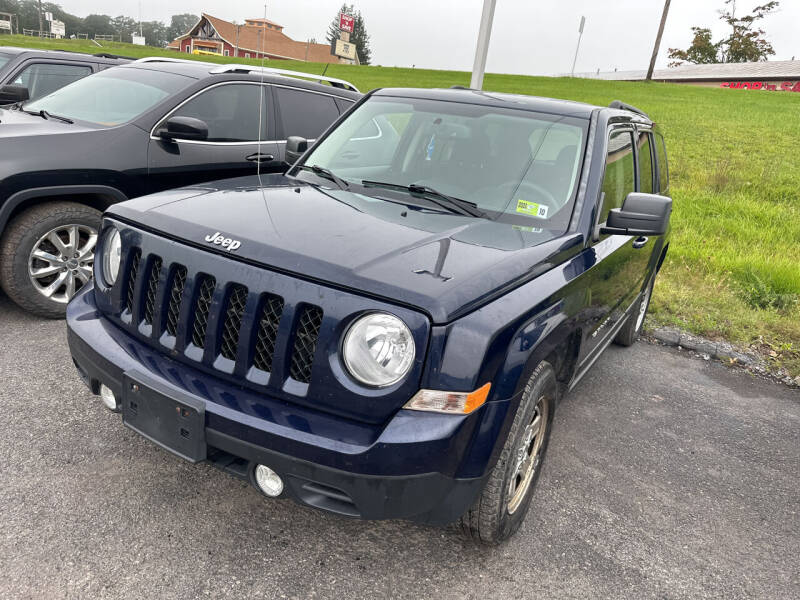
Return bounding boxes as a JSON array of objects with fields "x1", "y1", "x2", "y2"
[
  {"x1": 460, "y1": 361, "x2": 557, "y2": 544},
  {"x1": 0, "y1": 202, "x2": 101, "y2": 318}
]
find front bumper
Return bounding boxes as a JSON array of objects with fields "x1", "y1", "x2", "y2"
[{"x1": 67, "y1": 287, "x2": 497, "y2": 525}]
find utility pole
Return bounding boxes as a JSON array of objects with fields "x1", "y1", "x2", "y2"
[
  {"x1": 570, "y1": 16, "x2": 586, "y2": 77},
  {"x1": 470, "y1": 0, "x2": 497, "y2": 90},
  {"x1": 646, "y1": 0, "x2": 671, "y2": 81},
  {"x1": 37, "y1": 0, "x2": 43, "y2": 34}
]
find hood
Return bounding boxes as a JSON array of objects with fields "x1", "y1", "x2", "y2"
[
  {"x1": 108, "y1": 175, "x2": 584, "y2": 323},
  {"x1": 0, "y1": 107, "x2": 96, "y2": 138}
]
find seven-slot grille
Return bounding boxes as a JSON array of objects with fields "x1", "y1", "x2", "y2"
[{"x1": 121, "y1": 248, "x2": 321, "y2": 386}]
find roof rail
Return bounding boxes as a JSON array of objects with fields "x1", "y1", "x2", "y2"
[
  {"x1": 608, "y1": 100, "x2": 649, "y2": 118},
  {"x1": 132, "y1": 57, "x2": 211, "y2": 66},
  {"x1": 93, "y1": 52, "x2": 135, "y2": 60},
  {"x1": 208, "y1": 64, "x2": 359, "y2": 92}
]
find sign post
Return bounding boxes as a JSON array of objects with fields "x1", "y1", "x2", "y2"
[
  {"x1": 335, "y1": 12, "x2": 357, "y2": 64},
  {"x1": 570, "y1": 16, "x2": 586, "y2": 77},
  {"x1": 470, "y1": 0, "x2": 497, "y2": 90}
]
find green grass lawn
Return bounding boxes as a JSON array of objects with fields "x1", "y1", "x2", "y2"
[{"x1": 3, "y1": 35, "x2": 799, "y2": 374}]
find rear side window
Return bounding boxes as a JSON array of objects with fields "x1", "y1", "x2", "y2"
[
  {"x1": 170, "y1": 83, "x2": 266, "y2": 142},
  {"x1": 599, "y1": 130, "x2": 635, "y2": 224},
  {"x1": 275, "y1": 87, "x2": 339, "y2": 139},
  {"x1": 655, "y1": 132, "x2": 669, "y2": 193},
  {"x1": 13, "y1": 63, "x2": 92, "y2": 100},
  {"x1": 637, "y1": 132, "x2": 654, "y2": 194}
]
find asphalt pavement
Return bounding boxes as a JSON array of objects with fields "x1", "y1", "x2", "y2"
[{"x1": 0, "y1": 293, "x2": 798, "y2": 599}]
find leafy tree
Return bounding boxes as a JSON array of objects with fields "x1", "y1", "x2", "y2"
[
  {"x1": 325, "y1": 3, "x2": 372, "y2": 65},
  {"x1": 140, "y1": 20, "x2": 169, "y2": 47},
  {"x1": 111, "y1": 15, "x2": 137, "y2": 41},
  {"x1": 167, "y1": 13, "x2": 198, "y2": 42},
  {"x1": 668, "y1": 0, "x2": 779, "y2": 65}
]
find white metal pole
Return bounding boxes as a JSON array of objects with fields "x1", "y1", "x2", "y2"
[
  {"x1": 470, "y1": 0, "x2": 497, "y2": 90},
  {"x1": 570, "y1": 16, "x2": 585, "y2": 77}
]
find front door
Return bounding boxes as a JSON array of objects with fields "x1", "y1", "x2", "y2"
[
  {"x1": 577, "y1": 127, "x2": 651, "y2": 365},
  {"x1": 147, "y1": 82, "x2": 281, "y2": 193}
]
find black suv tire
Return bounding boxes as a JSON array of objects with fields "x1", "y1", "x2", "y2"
[
  {"x1": 460, "y1": 361, "x2": 557, "y2": 545},
  {"x1": 614, "y1": 273, "x2": 656, "y2": 347},
  {"x1": 0, "y1": 202, "x2": 101, "y2": 318}
]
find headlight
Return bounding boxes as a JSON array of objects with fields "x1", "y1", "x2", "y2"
[
  {"x1": 102, "y1": 228, "x2": 122, "y2": 286},
  {"x1": 343, "y1": 313, "x2": 415, "y2": 387}
]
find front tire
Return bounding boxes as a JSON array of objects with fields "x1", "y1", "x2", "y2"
[
  {"x1": 460, "y1": 361, "x2": 557, "y2": 545},
  {"x1": 0, "y1": 202, "x2": 101, "y2": 318},
  {"x1": 614, "y1": 273, "x2": 656, "y2": 347}
]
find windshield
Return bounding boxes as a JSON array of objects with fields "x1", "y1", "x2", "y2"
[
  {"x1": 0, "y1": 52, "x2": 10, "y2": 71},
  {"x1": 25, "y1": 67, "x2": 194, "y2": 126},
  {"x1": 297, "y1": 96, "x2": 587, "y2": 229}
]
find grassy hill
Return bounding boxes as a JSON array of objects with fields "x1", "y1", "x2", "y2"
[{"x1": 3, "y1": 35, "x2": 799, "y2": 374}]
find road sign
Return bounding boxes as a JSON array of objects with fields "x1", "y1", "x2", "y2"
[
  {"x1": 0, "y1": 19, "x2": 11, "y2": 31},
  {"x1": 132, "y1": 35, "x2": 146, "y2": 46},
  {"x1": 335, "y1": 39, "x2": 357, "y2": 61},
  {"x1": 339, "y1": 13, "x2": 354, "y2": 33},
  {"x1": 50, "y1": 20, "x2": 65, "y2": 37}
]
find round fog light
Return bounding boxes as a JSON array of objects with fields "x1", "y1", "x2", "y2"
[
  {"x1": 254, "y1": 465, "x2": 284, "y2": 497},
  {"x1": 99, "y1": 384, "x2": 117, "y2": 410}
]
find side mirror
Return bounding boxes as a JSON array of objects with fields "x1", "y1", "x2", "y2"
[
  {"x1": 285, "y1": 136, "x2": 309, "y2": 164},
  {"x1": 601, "y1": 192, "x2": 672, "y2": 236},
  {"x1": 0, "y1": 84, "x2": 30, "y2": 105},
  {"x1": 157, "y1": 116, "x2": 208, "y2": 142}
]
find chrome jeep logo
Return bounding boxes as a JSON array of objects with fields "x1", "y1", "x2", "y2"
[{"x1": 204, "y1": 232, "x2": 241, "y2": 252}]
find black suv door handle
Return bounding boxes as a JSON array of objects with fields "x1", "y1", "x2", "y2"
[
  {"x1": 246, "y1": 153, "x2": 274, "y2": 163},
  {"x1": 632, "y1": 236, "x2": 649, "y2": 249}
]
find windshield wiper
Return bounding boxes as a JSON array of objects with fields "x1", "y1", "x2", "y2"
[
  {"x1": 296, "y1": 164, "x2": 349, "y2": 190},
  {"x1": 361, "y1": 180, "x2": 485, "y2": 218},
  {"x1": 22, "y1": 109, "x2": 74, "y2": 124}
]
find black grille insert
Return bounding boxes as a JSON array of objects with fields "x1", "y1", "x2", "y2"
[
  {"x1": 125, "y1": 249, "x2": 141, "y2": 313},
  {"x1": 252, "y1": 295, "x2": 284, "y2": 372},
  {"x1": 220, "y1": 285, "x2": 248, "y2": 361},
  {"x1": 143, "y1": 257, "x2": 162, "y2": 325},
  {"x1": 289, "y1": 305, "x2": 323, "y2": 383},
  {"x1": 191, "y1": 275, "x2": 216, "y2": 348},
  {"x1": 165, "y1": 265, "x2": 187, "y2": 337}
]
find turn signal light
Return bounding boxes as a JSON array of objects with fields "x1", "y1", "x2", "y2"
[{"x1": 404, "y1": 382, "x2": 491, "y2": 414}]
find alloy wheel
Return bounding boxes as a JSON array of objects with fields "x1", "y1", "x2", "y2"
[
  {"x1": 27, "y1": 224, "x2": 97, "y2": 304},
  {"x1": 507, "y1": 394, "x2": 549, "y2": 514}
]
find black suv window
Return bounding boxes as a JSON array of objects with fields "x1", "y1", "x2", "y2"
[
  {"x1": 171, "y1": 83, "x2": 266, "y2": 142},
  {"x1": 13, "y1": 63, "x2": 92, "y2": 100},
  {"x1": 599, "y1": 130, "x2": 635, "y2": 224},
  {"x1": 655, "y1": 132, "x2": 669, "y2": 193},
  {"x1": 637, "y1": 131, "x2": 654, "y2": 194},
  {"x1": 0, "y1": 52, "x2": 11, "y2": 70},
  {"x1": 275, "y1": 87, "x2": 338, "y2": 139}
]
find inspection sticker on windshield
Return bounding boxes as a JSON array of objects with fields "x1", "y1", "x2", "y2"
[{"x1": 516, "y1": 199, "x2": 548, "y2": 218}]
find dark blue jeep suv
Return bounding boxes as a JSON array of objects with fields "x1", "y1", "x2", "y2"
[{"x1": 67, "y1": 87, "x2": 671, "y2": 544}]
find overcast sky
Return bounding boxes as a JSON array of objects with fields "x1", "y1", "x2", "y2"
[{"x1": 61, "y1": 0, "x2": 798, "y2": 75}]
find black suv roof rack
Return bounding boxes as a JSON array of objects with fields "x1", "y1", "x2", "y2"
[
  {"x1": 93, "y1": 52, "x2": 135, "y2": 60},
  {"x1": 608, "y1": 100, "x2": 649, "y2": 118}
]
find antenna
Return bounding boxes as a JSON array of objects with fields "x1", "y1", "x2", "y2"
[{"x1": 257, "y1": 5, "x2": 267, "y2": 182}]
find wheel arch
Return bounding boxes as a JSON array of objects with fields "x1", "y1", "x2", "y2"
[{"x1": 0, "y1": 185, "x2": 127, "y2": 235}]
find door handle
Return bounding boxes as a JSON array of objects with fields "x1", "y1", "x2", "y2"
[
  {"x1": 632, "y1": 236, "x2": 649, "y2": 249},
  {"x1": 246, "y1": 153, "x2": 274, "y2": 163}
]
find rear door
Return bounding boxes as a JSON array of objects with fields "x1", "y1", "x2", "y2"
[
  {"x1": 273, "y1": 85, "x2": 341, "y2": 163},
  {"x1": 147, "y1": 81, "x2": 280, "y2": 192},
  {"x1": 4, "y1": 60, "x2": 94, "y2": 102},
  {"x1": 577, "y1": 126, "x2": 651, "y2": 364}
]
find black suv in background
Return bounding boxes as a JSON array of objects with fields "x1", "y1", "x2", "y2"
[
  {"x1": 0, "y1": 46, "x2": 130, "y2": 104},
  {"x1": 0, "y1": 58, "x2": 360, "y2": 317}
]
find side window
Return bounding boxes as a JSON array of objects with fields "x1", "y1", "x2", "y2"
[
  {"x1": 170, "y1": 84, "x2": 266, "y2": 142},
  {"x1": 599, "y1": 130, "x2": 635, "y2": 224},
  {"x1": 275, "y1": 87, "x2": 339, "y2": 140},
  {"x1": 13, "y1": 63, "x2": 92, "y2": 100},
  {"x1": 655, "y1": 132, "x2": 669, "y2": 193},
  {"x1": 637, "y1": 131, "x2": 655, "y2": 194}
]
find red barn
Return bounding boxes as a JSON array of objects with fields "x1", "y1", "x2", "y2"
[{"x1": 167, "y1": 13, "x2": 340, "y2": 63}]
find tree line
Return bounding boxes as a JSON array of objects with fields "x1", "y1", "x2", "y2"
[{"x1": 0, "y1": 0, "x2": 197, "y2": 47}]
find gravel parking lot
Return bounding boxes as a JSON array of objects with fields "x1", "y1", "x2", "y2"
[{"x1": 1, "y1": 293, "x2": 798, "y2": 599}]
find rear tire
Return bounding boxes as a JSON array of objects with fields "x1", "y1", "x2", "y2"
[
  {"x1": 459, "y1": 361, "x2": 557, "y2": 545},
  {"x1": 0, "y1": 202, "x2": 101, "y2": 318},
  {"x1": 614, "y1": 273, "x2": 656, "y2": 347}
]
